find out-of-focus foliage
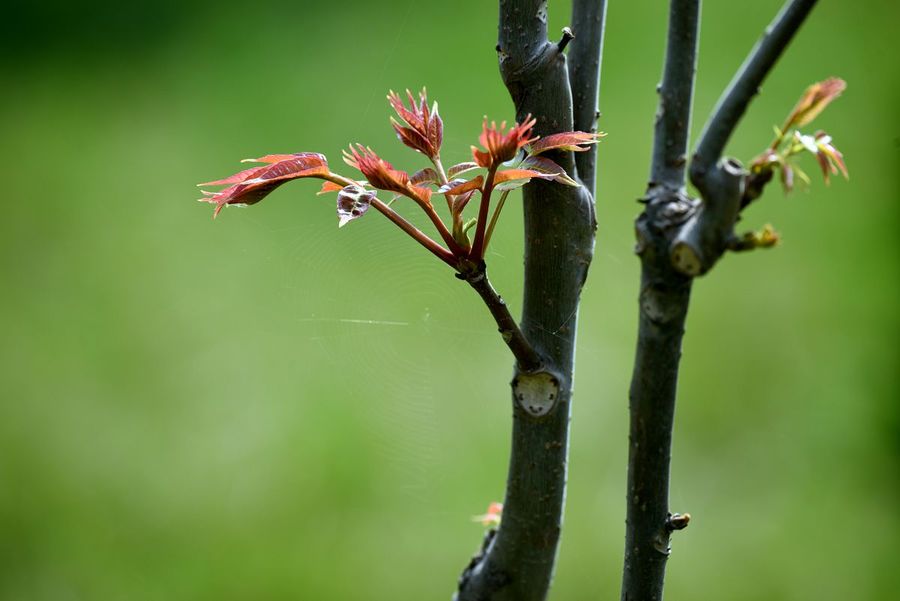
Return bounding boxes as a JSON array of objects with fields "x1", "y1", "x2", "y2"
[{"x1": 0, "y1": 1, "x2": 897, "y2": 600}]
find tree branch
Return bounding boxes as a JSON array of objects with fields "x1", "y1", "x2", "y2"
[
  {"x1": 455, "y1": 1, "x2": 597, "y2": 599},
  {"x1": 692, "y1": 0, "x2": 819, "y2": 177},
  {"x1": 568, "y1": 0, "x2": 608, "y2": 195},
  {"x1": 622, "y1": 2, "x2": 700, "y2": 600},
  {"x1": 459, "y1": 265, "x2": 543, "y2": 373},
  {"x1": 623, "y1": 1, "x2": 820, "y2": 599},
  {"x1": 650, "y1": 0, "x2": 701, "y2": 191}
]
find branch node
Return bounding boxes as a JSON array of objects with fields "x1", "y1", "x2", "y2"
[
  {"x1": 557, "y1": 27, "x2": 575, "y2": 52},
  {"x1": 513, "y1": 371, "x2": 561, "y2": 418},
  {"x1": 666, "y1": 512, "x2": 692, "y2": 531}
]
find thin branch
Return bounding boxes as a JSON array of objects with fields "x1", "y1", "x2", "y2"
[
  {"x1": 370, "y1": 199, "x2": 457, "y2": 267},
  {"x1": 692, "y1": 0, "x2": 819, "y2": 177},
  {"x1": 568, "y1": 0, "x2": 608, "y2": 195},
  {"x1": 459, "y1": 266, "x2": 543, "y2": 373},
  {"x1": 650, "y1": 0, "x2": 701, "y2": 191}
]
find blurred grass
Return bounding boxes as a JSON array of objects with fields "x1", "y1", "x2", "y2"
[{"x1": 1, "y1": 0, "x2": 898, "y2": 599}]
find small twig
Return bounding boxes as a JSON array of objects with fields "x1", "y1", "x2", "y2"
[
  {"x1": 692, "y1": 0, "x2": 819, "y2": 178},
  {"x1": 469, "y1": 165, "x2": 499, "y2": 261},
  {"x1": 557, "y1": 27, "x2": 575, "y2": 52},
  {"x1": 458, "y1": 265, "x2": 543, "y2": 373}
]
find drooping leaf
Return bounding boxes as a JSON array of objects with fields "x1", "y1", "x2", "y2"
[
  {"x1": 492, "y1": 168, "x2": 557, "y2": 191},
  {"x1": 336, "y1": 184, "x2": 376, "y2": 228},
  {"x1": 518, "y1": 156, "x2": 580, "y2": 186},
  {"x1": 198, "y1": 152, "x2": 330, "y2": 217},
  {"x1": 529, "y1": 131, "x2": 604, "y2": 155}
]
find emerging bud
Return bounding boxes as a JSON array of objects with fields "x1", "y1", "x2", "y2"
[
  {"x1": 388, "y1": 88, "x2": 443, "y2": 160},
  {"x1": 472, "y1": 116, "x2": 538, "y2": 168},
  {"x1": 342, "y1": 145, "x2": 431, "y2": 205},
  {"x1": 782, "y1": 77, "x2": 846, "y2": 131}
]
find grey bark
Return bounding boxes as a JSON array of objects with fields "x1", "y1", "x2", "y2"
[
  {"x1": 622, "y1": 1, "x2": 819, "y2": 600},
  {"x1": 622, "y1": 2, "x2": 700, "y2": 600},
  {"x1": 454, "y1": 1, "x2": 606, "y2": 600}
]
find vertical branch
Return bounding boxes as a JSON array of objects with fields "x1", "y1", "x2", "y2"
[
  {"x1": 623, "y1": 1, "x2": 700, "y2": 600},
  {"x1": 624, "y1": 1, "x2": 820, "y2": 600},
  {"x1": 692, "y1": 0, "x2": 818, "y2": 176},
  {"x1": 454, "y1": 1, "x2": 600, "y2": 600},
  {"x1": 568, "y1": 0, "x2": 608, "y2": 195},
  {"x1": 650, "y1": 0, "x2": 701, "y2": 190}
]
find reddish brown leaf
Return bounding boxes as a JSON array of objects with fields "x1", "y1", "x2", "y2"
[
  {"x1": 529, "y1": 131, "x2": 604, "y2": 155},
  {"x1": 411, "y1": 167, "x2": 440, "y2": 187},
  {"x1": 518, "y1": 156, "x2": 579, "y2": 186},
  {"x1": 342, "y1": 145, "x2": 411, "y2": 196},
  {"x1": 447, "y1": 162, "x2": 481, "y2": 178},
  {"x1": 198, "y1": 152, "x2": 330, "y2": 217},
  {"x1": 472, "y1": 116, "x2": 538, "y2": 167},
  {"x1": 452, "y1": 190, "x2": 476, "y2": 215},
  {"x1": 492, "y1": 168, "x2": 559, "y2": 192},
  {"x1": 317, "y1": 181, "x2": 345, "y2": 195},
  {"x1": 388, "y1": 89, "x2": 443, "y2": 160},
  {"x1": 783, "y1": 78, "x2": 846, "y2": 130},
  {"x1": 439, "y1": 176, "x2": 484, "y2": 195}
]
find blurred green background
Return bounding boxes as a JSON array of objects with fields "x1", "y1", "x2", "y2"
[{"x1": 1, "y1": 0, "x2": 897, "y2": 599}]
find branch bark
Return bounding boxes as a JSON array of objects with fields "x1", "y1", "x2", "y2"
[
  {"x1": 692, "y1": 0, "x2": 819, "y2": 176},
  {"x1": 622, "y1": 1, "x2": 700, "y2": 600},
  {"x1": 623, "y1": 1, "x2": 819, "y2": 600},
  {"x1": 568, "y1": 0, "x2": 608, "y2": 194},
  {"x1": 454, "y1": 1, "x2": 604, "y2": 599}
]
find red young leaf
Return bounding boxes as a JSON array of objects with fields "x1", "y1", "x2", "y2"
[
  {"x1": 337, "y1": 184, "x2": 376, "y2": 227},
  {"x1": 492, "y1": 169, "x2": 558, "y2": 191},
  {"x1": 447, "y1": 162, "x2": 481, "y2": 178},
  {"x1": 529, "y1": 131, "x2": 604, "y2": 155},
  {"x1": 342, "y1": 144, "x2": 431, "y2": 204},
  {"x1": 318, "y1": 181, "x2": 345, "y2": 195},
  {"x1": 411, "y1": 167, "x2": 440, "y2": 187},
  {"x1": 518, "y1": 156, "x2": 579, "y2": 186},
  {"x1": 452, "y1": 190, "x2": 476, "y2": 215},
  {"x1": 439, "y1": 176, "x2": 484, "y2": 195},
  {"x1": 198, "y1": 152, "x2": 330, "y2": 217},
  {"x1": 388, "y1": 89, "x2": 443, "y2": 160},
  {"x1": 472, "y1": 116, "x2": 538, "y2": 167}
]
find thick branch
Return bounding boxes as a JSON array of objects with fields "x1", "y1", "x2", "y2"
[
  {"x1": 623, "y1": 2, "x2": 820, "y2": 600},
  {"x1": 692, "y1": 0, "x2": 818, "y2": 177},
  {"x1": 671, "y1": 158, "x2": 745, "y2": 276},
  {"x1": 568, "y1": 0, "x2": 608, "y2": 194},
  {"x1": 455, "y1": 2, "x2": 597, "y2": 600},
  {"x1": 650, "y1": 0, "x2": 701, "y2": 190}
]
